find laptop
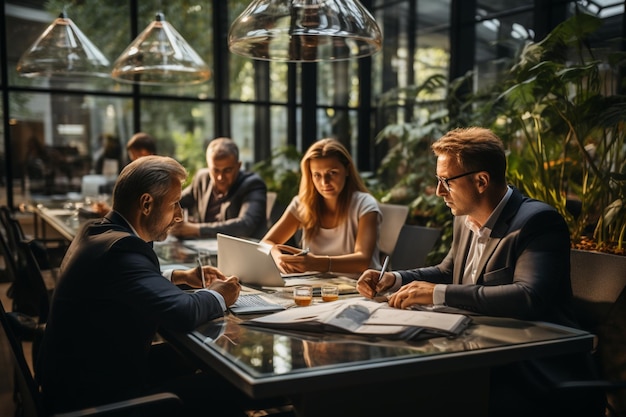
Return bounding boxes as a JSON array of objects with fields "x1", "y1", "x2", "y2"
[{"x1": 217, "y1": 233, "x2": 287, "y2": 288}]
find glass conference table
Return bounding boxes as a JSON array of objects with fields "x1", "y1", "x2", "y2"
[
  {"x1": 160, "y1": 312, "x2": 595, "y2": 417},
  {"x1": 29, "y1": 200, "x2": 596, "y2": 416}
]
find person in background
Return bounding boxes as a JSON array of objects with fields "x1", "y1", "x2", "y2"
[
  {"x1": 126, "y1": 131, "x2": 157, "y2": 162},
  {"x1": 262, "y1": 138, "x2": 381, "y2": 277},
  {"x1": 94, "y1": 133, "x2": 123, "y2": 176},
  {"x1": 170, "y1": 137, "x2": 267, "y2": 240},
  {"x1": 356, "y1": 127, "x2": 605, "y2": 417},
  {"x1": 36, "y1": 155, "x2": 247, "y2": 416},
  {"x1": 91, "y1": 132, "x2": 159, "y2": 217}
]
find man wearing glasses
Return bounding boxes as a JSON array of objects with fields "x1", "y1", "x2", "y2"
[
  {"x1": 356, "y1": 127, "x2": 605, "y2": 416},
  {"x1": 171, "y1": 137, "x2": 267, "y2": 239}
]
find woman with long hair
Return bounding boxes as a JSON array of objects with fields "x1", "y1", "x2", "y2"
[{"x1": 262, "y1": 138, "x2": 381, "y2": 277}]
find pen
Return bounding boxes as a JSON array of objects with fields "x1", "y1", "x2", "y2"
[
  {"x1": 294, "y1": 247, "x2": 310, "y2": 256},
  {"x1": 196, "y1": 256, "x2": 206, "y2": 289},
  {"x1": 378, "y1": 255, "x2": 390, "y2": 283}
]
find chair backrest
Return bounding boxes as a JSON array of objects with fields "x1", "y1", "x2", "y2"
[
  {"x1": 0, "y1": 300, "x2": 47, "y2": 417},
  {"x1": 266, "y1": 191, "x2": 278, "y2": 227},
  {"x1": 13, "y1": 240, "x2": 51, "y2": 321},
  {"x1": 569, "y1": 250, "x2": 626, "y2": 332},
  {"x1": 390, "y1": 224, "x2": 441, "y2": 270},
  {"x1": 378, "y1": 203, "x2": 409, "y2": 256}
]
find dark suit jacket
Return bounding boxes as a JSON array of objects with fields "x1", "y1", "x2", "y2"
[
  {"x1": 399, "y1": 188, "x2": 605, "y2": 415},
  {"x1": 180, "y1": 169, "x2": 267, "y2": 239},
  {"x1": 36, "y1": 212, "x2": 224, "y2": 413},
  {"x1": 399, "y1": 187, "x2": 577, "y2": 326}
]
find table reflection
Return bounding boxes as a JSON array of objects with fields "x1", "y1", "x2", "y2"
[{"x1": 190, "y1": 315, "x2": 583, "y2": 378}]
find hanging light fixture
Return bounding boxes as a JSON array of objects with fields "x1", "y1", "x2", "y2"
[
  {"x1": 228, "y1": 0, "x2": 382, "y2": 62},
  {"x1": 16, "y1": 10, "x2": 110, "y2": 78},
  {"x1": 111, "y1": 12, "x2": 211, "y2": 85}
]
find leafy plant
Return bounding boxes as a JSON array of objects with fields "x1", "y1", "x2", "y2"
[
  {"x1": 375, "y1": 13, "x2": 626, "y2": 257},
  {"x1": 251, "y1": 145, "x2": 302, "y2": 208},
  {"x1": 491, "y1": 13, "x2": 626, "y2": 254}
]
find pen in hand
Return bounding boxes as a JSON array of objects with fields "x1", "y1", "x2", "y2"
[
  {"x1": 378, "y1": 255, "x2": 390, "y2": 283},
  {"x1": 196, "y1": 256, "x2": 206, "y2": 289},
  {"x1": 374, "y1": 255, "x2": 390, "y2": 299},
  {"x1": 294, "y1": 247, "x2": 310, "y2": 256}
]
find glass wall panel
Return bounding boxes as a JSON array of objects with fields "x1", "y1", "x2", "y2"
[
  {"x1": 317, "y1": 61, "x2": 360, "y2": 108},
  {"x1": 9, "y1": 92, "x2": 132, "y2": 203},
  {"x1": 316, "y1": 108, "x2": 358, "y2": 162},
  {"x1": 270, "y1": 62, "x2": 289, "y2": 103},
  {"x1": 229, "y1": 0, "x2": 256, "y2": 101},
  {"x1": 416, "y1": 1, "x2": 450, "y2": 93},
  {"x1": 230, "y1": 103, "x2": 255, "y2": 168},
  {"x1": 140, "y1": 99, "x2": 215, "y2": 175},
  {"x1": 270, "y1": 105, "x2": 289, "y2": 149},
  {"x1": 474, "y1": 11, "x2": 533, "y2": 91}
]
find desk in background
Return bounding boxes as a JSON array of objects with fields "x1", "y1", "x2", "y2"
[{"x1": 161, "y1": 314, "x2": 595, "y2": 416}]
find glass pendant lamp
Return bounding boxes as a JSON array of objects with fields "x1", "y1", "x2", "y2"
[
  {"x1": 111, "y1": 12, "x2": 211, "y2": 85},
  {"x1": 16, "y1": 11, "x2": 110, "y2": 78},
  {"x1": 228, "y1": 0, "x2": 382, "y2": 62}
]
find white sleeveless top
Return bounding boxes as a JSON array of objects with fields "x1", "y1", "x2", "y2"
[{"x1": 287, "y1": 191, "x2": 382, "y2": 270}]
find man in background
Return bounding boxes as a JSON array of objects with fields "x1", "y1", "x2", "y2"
[
  {"x1": 126, "y1": 131, "x2": 157, "y2": 162},
  {"x1": 171, "y1": 137, "x2": 267, "y2": 239}
]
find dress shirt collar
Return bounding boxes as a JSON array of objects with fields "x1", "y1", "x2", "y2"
[{"x1": 464, "y1": 186, "x2": 513, "y2": 237}]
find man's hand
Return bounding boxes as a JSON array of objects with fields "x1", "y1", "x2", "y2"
[
  {"x1": 208, "y1": 276, "x2": 241, "y2": 306},
  {"x1": 170, "y1": 221, "x2": 201, "y2": 238},
  {"x1": 387, "y1": 281, "x2": 435, "y2": 309},
  {"x1": 173, "y1": 265, "x2": 226, "y2": 288},
  {"x1": 356, "y1": 269, "x2": 395, "y2": 298}
]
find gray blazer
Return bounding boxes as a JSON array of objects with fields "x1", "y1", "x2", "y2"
[{"x1": 180, "y1": 169, "x2": 268, "y2": 239}]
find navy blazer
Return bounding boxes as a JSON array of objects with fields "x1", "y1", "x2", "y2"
[
  {"x1": 37, "y1": 212, "x2": 224, "y2": 413},
  {"x1": 399, "y1": 187, "x2": 577, "y2": 326},
  {"x1": 180, "y1": 169, "x2": 267, "y2": 239}
]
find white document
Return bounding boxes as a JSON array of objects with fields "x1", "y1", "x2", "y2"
[{"x1": 246, "y1": 298, "x2": 471, "y2": 340}]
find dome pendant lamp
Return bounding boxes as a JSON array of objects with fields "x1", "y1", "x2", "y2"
[
  {"x1": 228, "y1": 0, "x2": 382, "y2": 62},
  {"x1": 16, "y1": 10, "x2": 110, "y2": 78},
  {"x1": 111, "y1": 12, "x2": 211, "y2": 85}
]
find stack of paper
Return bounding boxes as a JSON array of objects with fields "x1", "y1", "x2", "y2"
[{"x1": 245, "y1": 298, "x2": 472, "y2": 340}]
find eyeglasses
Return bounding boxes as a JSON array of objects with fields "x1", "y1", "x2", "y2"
[{"x1": 435, "y1": 170, "x2": 481, "y2": 192}]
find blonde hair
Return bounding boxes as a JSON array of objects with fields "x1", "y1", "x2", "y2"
[{"x1": 298, "y1": 139, "x2": 369, "y2": 238}]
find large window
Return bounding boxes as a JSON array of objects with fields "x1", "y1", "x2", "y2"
[{"x1": 1, "y1": 0, "x2": 623, "y2": 208}]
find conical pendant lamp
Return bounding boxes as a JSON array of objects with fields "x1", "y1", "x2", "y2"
[
  {"x1": 111, "y1": 12, "x2": 211, "y2": 85},
  {"x1": 16, "y1": 11, "x2": 110, "y2": 78},
  {"x1": 228, "y1": 0, "x2": 382, "y2": 62}
]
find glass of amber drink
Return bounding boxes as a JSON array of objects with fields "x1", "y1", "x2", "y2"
[
  {"x1": 293, "y1": 286, "x2": 313, "y2": 306},
  {"x1": 321, "y1": 285, "x2": 339, "y2": 302}
]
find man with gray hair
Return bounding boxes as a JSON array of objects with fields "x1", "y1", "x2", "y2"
[
  {"x1": 171, "y1": 137, "x2": 268, "y2": 239},
  {"x1": 37, "y1": 155, "x2": 245, "y2": 416}
]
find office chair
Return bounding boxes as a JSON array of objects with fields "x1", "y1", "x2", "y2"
[
  {"x1": 553, "y1": 252, "x2": 626, "y2": 416},
  {"x1": 0, "y1": 206, "x2": 67, "y2": 270},
  {"x1": 378, "y1": 203, "x2": 409, "y2": 261},
  {"x1": 390, "y1": 224, "x2": 441, "y2": 270},
  {"x1": 0, "y1": 300, "x2": 183, "y2": 417}
]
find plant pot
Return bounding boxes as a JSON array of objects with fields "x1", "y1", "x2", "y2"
[{"x1": 570, "y1": 249, "x2": 626, "y2": 414}]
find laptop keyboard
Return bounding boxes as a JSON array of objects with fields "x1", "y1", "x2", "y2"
[
  {"x1": 233, "y1": 294, "x2": 275, "y2": 308},
  {"x1": 229, "y1": 294, "x2": 286, "y2": 314}
]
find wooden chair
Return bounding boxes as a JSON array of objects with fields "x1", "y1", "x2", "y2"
[{"x1": 0, "y1": 300, "x2": 183, "y2": 417}]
